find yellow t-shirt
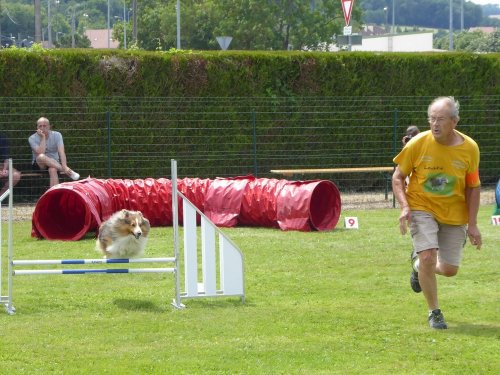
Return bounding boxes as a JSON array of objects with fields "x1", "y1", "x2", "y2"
[{"x1": 393, "y1": 130, "x2": 480, "y2": 225}]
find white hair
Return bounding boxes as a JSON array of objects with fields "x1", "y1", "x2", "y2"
[{"x1": 428, "y1": 96, "x2": 460, "y2": 119}]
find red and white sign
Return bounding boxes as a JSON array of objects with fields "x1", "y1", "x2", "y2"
[
  {"x1": 341, "y1": 0, "x2": 354, "y2": 27},
  {"x1": 344, "y1": 217, "x2": 359, "y2": 229}
]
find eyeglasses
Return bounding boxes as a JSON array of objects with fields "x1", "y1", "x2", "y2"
[{"x1": 427, "y1": 116, "x2": 450, "y2": 123}]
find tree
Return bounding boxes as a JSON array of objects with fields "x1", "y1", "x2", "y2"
[
  {"x1": 0, "y1": 1, "x2": 35, "y2": 44},
  {"x1": 0, "y1": 0, "x2": 101, "y2": 48},
  {"x1": 434, "y1": 29, "x2": 499, "y2": 52},
  {"x1": 483, "y1": 30, "x2": 500, "y2": 52},
  {"x1": 359, "y1": 0, "x2": 389, "y2": 25},
  {"x1": 239, "y1": 0, "x2": 335, "y2": 50},
  {"x1": 212, "y1": 0, "x2": 352, "y2": 51},
  {"x1": 135, "y1": 0, "x2": 172, "y2": 50},
  {"x1": 481, "y1": 3, "x2": 500, "y2": 18},
  {"x1": 360, "y1": 0, "x2": 484, "y2": 29},
  {"x1": 34, "y1": 0, "x2": 41, "y2": 41},
  {"x1": 135, "y1": 0, "x2": 354, "y2": 51},
  {"x1": 135, "y1": 0, "x2": 229, "y2": 50},
  {"x1": 55, "y1": 31, "x2": 91, "y2": 48}
]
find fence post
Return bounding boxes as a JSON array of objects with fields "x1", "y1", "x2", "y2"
[
  {"x1": 252, "y1": 110, "x2": 257, "y2": 177},
  {"x1": 391, "y1": 108, "x2": 398, "y2": 208},
  {"x1": 0, "y1": 159, "x2": 15, "y2": 314},
  {"x1": 106, "y1": 110, "x2": 112, "y2": 178}
]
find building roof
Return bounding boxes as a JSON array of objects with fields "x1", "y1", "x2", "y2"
[
  {"x1": 468, "y1": 27, "x2": 497, "y2": 34},
  {"x1": 84, "y1": 29, "x2": 120, "y2": 49}
]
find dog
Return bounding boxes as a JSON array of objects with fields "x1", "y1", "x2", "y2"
[
  {"x1": 429, "y1": 176, "x2": 449, "y2": 191},
  {"x1": 96, "y1": 209, "x2": 151, "y2": 259}
]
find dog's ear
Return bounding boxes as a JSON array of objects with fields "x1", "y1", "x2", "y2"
[
  {"x1": 141, "y1": 216, "x2": 151, "y2": 232},
  {"x1": 137, "y1": 211, "x2": 147, "y2": 223},
  {"x1": 121, "y1": 209, "x2": 130, "y2": 218}
]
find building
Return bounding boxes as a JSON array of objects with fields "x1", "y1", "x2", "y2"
[
  {"x1": 351, "y1": 32, "x2": 434, "y2": 52},
  {"x1": 361, "y1": 24, "x2": 388, "y2": 37},
  {"x1": 84, "y1": 29, "x2": 119, "y2": 49},
  {"x1": 327, "y1": 32, "x2": 434, "y2": 52},
  {"x1": 468, "y1": 26, "x2": 497, "y2": 34}
]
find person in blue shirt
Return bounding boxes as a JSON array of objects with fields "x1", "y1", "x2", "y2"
[{"x1": 0, "y1": 133, "x2": 21, "y2": 197}]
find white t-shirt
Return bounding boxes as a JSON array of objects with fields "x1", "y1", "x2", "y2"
[{"x1": 28, "y1": 130, "x2": 64, "y2": 164}]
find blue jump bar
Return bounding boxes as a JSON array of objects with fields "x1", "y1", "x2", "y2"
[{"x1": 62, "y1": 269, "x2": 130, "y2": 274}]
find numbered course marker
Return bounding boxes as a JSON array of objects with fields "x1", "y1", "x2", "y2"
[
  {"x1": 491, "y1": 215, "x2": 500, "y2": 226},
  {"x1": 344, "y1": 217, "x2": 359, "y2": 229}
]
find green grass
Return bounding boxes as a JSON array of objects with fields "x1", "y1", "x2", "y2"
[{"x1": 1, "y1": 206, "x2": 499, "y2": 374}]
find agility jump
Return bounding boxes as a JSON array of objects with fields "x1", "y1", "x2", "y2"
[{"x1": 1, "y1": 159, "x2": 245, "y2": 315}]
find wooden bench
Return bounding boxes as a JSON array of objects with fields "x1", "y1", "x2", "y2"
[
  {"x1": 20, "y1": 172, "x2": 45, "y2": 178},
  {"x1": 270, "y1": 166, "x2": 395, "y2": 204},
  {"x1": 270, "y1": 166, "x2": 394, "y2": 177}
]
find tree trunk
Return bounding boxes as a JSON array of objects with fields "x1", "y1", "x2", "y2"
[
  {"x1": 284, "y1": 24, "x2": 291, "y2": 50},
  {"x1": 34, "y1": 0, "x2": 42, "y2": 42},
  {"x1": 132, "y1": 0, "x2": 138, "y2": 42}
]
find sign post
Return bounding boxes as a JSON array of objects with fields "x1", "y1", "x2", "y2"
[{"x1": 341, "y1": 0, "x2": 355, "y2": 50}]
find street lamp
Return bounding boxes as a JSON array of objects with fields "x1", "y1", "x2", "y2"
[
  {"x1": 176, "y1": 0, "x2": 181, "y2": 49},
  {"x1": 460, "y1": 0, "x2": 464, "y2": 32},
  {"x1": 383, "y1": 7, "x2": 388, "y2": 33},
  {"x1": 391, "y1": 0, "x2": 395, "y2": 34},
  {"x1": 48, "y1": 0, "x2": 52, "y2": 47},
  {"x1": 47, "y1": 0, "x2": 60, "y2": 48},
  {"x1": 123, "y1": 1, "x2": 127, "y2": 49},
  {"x1": 128, "y1": 9, "x2": 134, "y2": 45},
  {"x1": 449, "y1": 0, "x2": 453, "y2": 50},
  {"x1": 71, "y1": 8, "x2": 76, "y2": 47},
  {"x1": 107, "y1": 0, "x2": 110, "y2": 48}
]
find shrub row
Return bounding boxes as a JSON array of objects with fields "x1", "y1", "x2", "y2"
[{"x1": 0, "y1": 49, "x2": 498, "y2": 97}]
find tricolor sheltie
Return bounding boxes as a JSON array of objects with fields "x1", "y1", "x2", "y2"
[{"x1": 96, "y1": 209, "x2": 151, "y2": 259}]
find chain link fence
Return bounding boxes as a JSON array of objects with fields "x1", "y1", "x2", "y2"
[{"x1": 1, "y1": 96, "x2": 498, "y2": 205}]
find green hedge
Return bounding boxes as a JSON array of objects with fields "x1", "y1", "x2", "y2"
[{"x1": 0, "y1": 49, "x2": 498, "y2": 97}]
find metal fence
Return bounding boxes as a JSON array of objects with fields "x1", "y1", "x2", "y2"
[{"x1": 1, "y1": 96, "x2": 498, "y2": 204}]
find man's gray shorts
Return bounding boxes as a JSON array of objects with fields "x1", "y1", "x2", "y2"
[{"x1": 409, "y1": 210, "x2": 467, "y2": 267}]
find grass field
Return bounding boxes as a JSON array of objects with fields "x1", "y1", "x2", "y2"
[{"x1": 1, "y1": 205, "x2": 499, "y2": 374}]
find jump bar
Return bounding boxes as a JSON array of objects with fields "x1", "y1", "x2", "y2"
[
  {"x1": 14, "y1": 268, "x2": 176, "y2": 275},
  {"x1": 13, "y1": 257, "x2": 175, "y2": 266}
]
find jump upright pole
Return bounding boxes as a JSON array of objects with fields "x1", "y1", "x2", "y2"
[
  {"x1": 171, "y1": 159, "x2": 184, "y2": 309},
  {"x1": 0, "y1": 159, "x2": 15, "y2": 315}
]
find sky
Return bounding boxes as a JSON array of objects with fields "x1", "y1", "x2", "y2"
[{"x1": 469, "y1": 0, "x2": 500, "y2": 5}]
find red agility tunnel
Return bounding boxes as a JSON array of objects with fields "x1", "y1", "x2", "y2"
[{"x1": 31, "y1": 176, "x2": 342, "y2": 241}]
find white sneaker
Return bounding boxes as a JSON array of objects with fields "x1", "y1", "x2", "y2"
[{"x1": 69, "y1": 170, "x2": 80, "y2": 181}]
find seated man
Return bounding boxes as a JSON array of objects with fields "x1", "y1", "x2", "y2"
[
  {"x1": 0, "y1": 133, "x2": 21, "y2": 197},
  {"x1": 28, "y1": 117, "x2": 80, "y2": 187}
]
